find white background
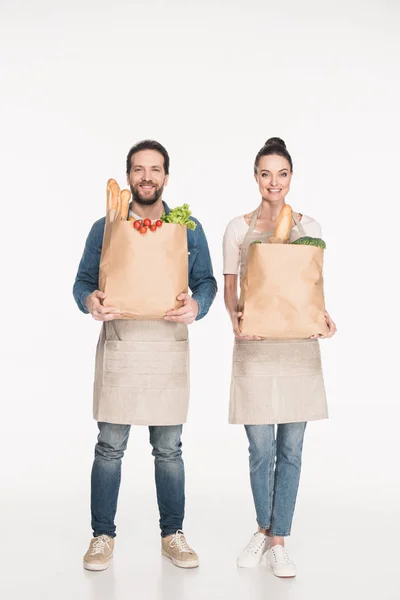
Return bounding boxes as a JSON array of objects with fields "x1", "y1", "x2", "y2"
[{"x1": 1, "y1": 0, "x2": 400, "y2": 599}]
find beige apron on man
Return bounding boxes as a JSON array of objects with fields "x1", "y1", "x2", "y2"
[
  {"x1": 93, "y1": 319, "x2": 189, "y2": 426},
  {"x1": 229, "y1": 208, "x2": 328, "y2": 425}
]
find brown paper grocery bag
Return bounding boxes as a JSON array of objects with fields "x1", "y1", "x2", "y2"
[
  {"x1": 240, "y1": 244, "x2": 329, "y2": 339},
  {"x1": 99, "y1": 211, "x2": 188, "y2": 319}
]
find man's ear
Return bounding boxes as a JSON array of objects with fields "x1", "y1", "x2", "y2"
[{"x1": 164, "y1": 174, "x2": 169, "y2": 187}]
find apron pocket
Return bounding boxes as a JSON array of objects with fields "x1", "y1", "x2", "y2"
[{"x1": 102, "y1": 339, "x2": 189, "y2": 388}]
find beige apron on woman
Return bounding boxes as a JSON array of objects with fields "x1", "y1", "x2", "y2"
[
  {"x1": 93, "y1": 320, "x2": 189, "y2": 426},
  {"x1": 229, "y1": 208, "x2": 328, "y2": 425}
]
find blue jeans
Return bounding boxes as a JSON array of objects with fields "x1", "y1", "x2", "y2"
[
  {"x1": 91, "y1": 422, "x2": 185, "y2": 538},
  {"x1": 245, "y1": 422, "x2": 307, "y2": 537}
]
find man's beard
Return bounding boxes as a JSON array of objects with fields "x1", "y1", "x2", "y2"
[{"x1": 130, "y1": 183, "x2": 164, "y2": 206}]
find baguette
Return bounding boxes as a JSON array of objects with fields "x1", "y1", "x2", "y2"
[
  {"x1": 272, "y1": 204, "x2": 293, "y2": 241},
  {"x1": 109, "y1": 181, "x2": 120, "y2": 212},
  {"x1": 106, "y1": 179, "x2": 116, "y2": 212},
  {"x1": 106, "y1": 178, "x2": 119, "y2": 211},
  {"x1": 120, "y1": 189, "x2": 131, "y2": 221}
]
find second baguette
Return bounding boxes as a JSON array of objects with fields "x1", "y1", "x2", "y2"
[{"x1": 120, "y1": 189, "x2": 131, "y2": 221}]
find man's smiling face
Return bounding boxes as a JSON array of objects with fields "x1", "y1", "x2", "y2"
[{"x1": 127, "y1": 149, "x2": 169, "y2": 206}]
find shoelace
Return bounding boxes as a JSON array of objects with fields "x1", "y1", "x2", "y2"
[
  {"x1": 245, "y1": 534, "x2": 267, "y2": 554},
  {"x1": 169, "y1": 530, "x2": 192, "y2": 553},
  {"x1": 271, "y1": 546, "x2": 291, "y2": 564},
  {"x1": 91, "y1": 535, "x2": 110, "y2": 555}
]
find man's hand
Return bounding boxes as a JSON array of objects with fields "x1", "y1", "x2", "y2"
[
  {"x1": 86, "y1": 290, "x2": 121, "y2": 321},
  {"x1": 231, "y1": 311, "x2": 263, "y2": 341},
  {"x1": 311, "y1": 310, "x2": 337, "y2": 339},
  {"x1": 164, "y1": 293, "x2": 199, "y2": 325}
]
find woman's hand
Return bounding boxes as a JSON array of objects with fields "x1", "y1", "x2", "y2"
[
  {"x1": 231, "y1": 311, "x2": 263, "y2": 340},
  {"x1": 311, "y1": 310, "x2": 337, "y2": 339}
]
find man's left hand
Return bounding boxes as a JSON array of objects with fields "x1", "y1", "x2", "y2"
[
  {"x1": 164, "y1": 294, "x2": 199, "y2": 324},
  {"x1": 311, "y1": 310, "x2": 337, "y2": 339}
]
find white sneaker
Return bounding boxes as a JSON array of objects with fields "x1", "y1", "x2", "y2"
[
  {"x1": 237, "y1": 532, "x2": 269, "y2": 568},
  {"x1": 266, "y1": 544, "x2": 297, "y2": 578}
]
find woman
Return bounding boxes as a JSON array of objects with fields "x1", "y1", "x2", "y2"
[{"x1": 223, "y1": 137, "x2": 336, "y2": 578}]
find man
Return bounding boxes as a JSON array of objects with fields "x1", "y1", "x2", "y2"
[{"x1": 73, "y1": 140, "x2": 217, "y2": 571}]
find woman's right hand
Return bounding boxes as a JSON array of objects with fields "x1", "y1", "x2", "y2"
[{"x1": 231, "y1": 311, "x2": 263, "y2": 340}]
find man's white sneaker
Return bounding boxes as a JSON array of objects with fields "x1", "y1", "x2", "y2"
[
  {"x1": 237, "y1": 532, "x2": 269, "y2": 568},
  {"x1": 266, "y1": 544, "x2": 297, "y2": 578}
]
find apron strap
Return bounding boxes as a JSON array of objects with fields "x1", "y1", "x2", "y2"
[
  {"x1": 292, "y1": 213, "x2": 307, "y2": 237},
  {"x1": 248, "y1": 206, "x2": 259, "y2": 234},
  {"x1": 242, "y1": 206, "x2": 261, "y2": 249}
]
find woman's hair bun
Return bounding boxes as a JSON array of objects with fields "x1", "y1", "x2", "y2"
[
  {"x1": 264, "y1": 137, "x2": 286, "y2": 148},
  {"x1": 254, "y1": 137, "x2": 293, "y2": 172}
]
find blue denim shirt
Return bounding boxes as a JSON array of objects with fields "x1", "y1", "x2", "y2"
[{"x1": 73, "y1": 202, "x2": 217, "y2": 320}]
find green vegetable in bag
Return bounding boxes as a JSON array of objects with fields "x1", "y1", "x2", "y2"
[
  {"x1": 161, "y1": 204, "x2": 197, "y2": 230},
  {"x1": 291, "y1": 236, "x2": 326, "y2": 249}
]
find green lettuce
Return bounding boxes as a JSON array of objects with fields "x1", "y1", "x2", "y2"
[{"x1": 161, "y1": 204, "x2": 197, "y2": 230}]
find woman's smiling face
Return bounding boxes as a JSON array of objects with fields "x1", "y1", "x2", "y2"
[{"x1": 255, "y1": 154, "x2": 292, "y2": 202}]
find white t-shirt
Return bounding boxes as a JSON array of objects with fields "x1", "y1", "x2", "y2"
[{"x1": 223, "y1": 213, "x2": 322, "y2": 275}]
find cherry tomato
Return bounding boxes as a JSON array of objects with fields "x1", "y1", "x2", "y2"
[
  {"x1": 128, "y1": 216, "x2": 135, "y2": 222},
  {"x1": 150, "y1": 224, "x2": 157, "y2": 232},
  {"x1": 143, "y1": 218, "x2": 152, "y2": 227},
  {"x1": 133, "y1": 220, "x2": 142, "y2": 230},
  {"x1": 139, "y1": 226, "x2": 148, "y2": 234},
  {"x1": 156, "y1": 220, "x2": 162, "y2": 227}
]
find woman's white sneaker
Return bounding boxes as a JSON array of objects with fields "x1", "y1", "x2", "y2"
[
  {"x1": 237, "y1": 532, "x2": 269, "y2": 568},
  {"x1": 266, "y1": 544, "x2": 297, "y2": 578}
]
